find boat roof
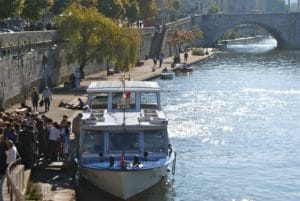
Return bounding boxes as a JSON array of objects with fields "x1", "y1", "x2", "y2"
[{"x1": 87, "y1": 81, "x2": 161, "y2": 93}]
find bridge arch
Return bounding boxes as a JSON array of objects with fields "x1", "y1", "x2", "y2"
[
  {"x1": 213, "y1": 21, "x2": 283, "y2": 48},
  {"x1": 195, "y1": 13, "x2": 300, "y2": 49}
]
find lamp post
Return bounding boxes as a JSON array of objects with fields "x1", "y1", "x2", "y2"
[{"x1": 42, "y1": 31, "x2": 56, "y2": 86}]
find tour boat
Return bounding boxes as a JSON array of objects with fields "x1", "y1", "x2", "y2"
[
  {"x1": 180, "y1": 63, "x2": 194, "y2": 72},
  {"x1": 77, "y1": 80, "x2": 176, "y2": 200},
  {"x1": 160, "y1": 68, "x2": 175, "y2": 79}
]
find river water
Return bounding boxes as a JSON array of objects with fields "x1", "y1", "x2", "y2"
[{"x1": 77, "y1": 37, "x2": 300, "y2": 201}]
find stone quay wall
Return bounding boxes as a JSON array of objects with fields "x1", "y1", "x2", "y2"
[{"x1": 0, "y1": 28, "x2": 155, "y2": 109}]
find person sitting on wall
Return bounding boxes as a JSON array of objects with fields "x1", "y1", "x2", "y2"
[{"x1": 77, "y1": 98, "x2": 86, "y2": 110}]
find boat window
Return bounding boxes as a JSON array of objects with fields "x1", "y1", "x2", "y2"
[
  {"x1": 141, "y1": 92, "x2": 158, "y2": 109},
  {"x1": 112, "y1": 92, "x2": 136, "y2": 110},
  {"x1": 90, "y1": 93, "x2": 108, "y2": 109},
  {"x1": 109, "y1": 132, "x2": 139, "y2": 151},
  {"x1": 144, "y1": 130, "x2": 166, "y2": 153},
  {"x1": 83, "y1": 130, "x2": 104, "y2": 153}
]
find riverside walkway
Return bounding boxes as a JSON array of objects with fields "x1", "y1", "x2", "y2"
[{"x1": 3, "y1": 49, "x2": 215, "y2": 201}]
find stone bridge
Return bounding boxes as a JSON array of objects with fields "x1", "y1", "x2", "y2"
[{"x1": 192, "y1": 13, "x2": 300, "y2": 49}]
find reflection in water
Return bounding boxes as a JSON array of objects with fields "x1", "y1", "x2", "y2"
[{"x1": 78, "y1": 37, "x2": 300, "y2": 201}]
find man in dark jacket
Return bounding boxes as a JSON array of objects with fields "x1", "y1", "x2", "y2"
[
  {"x1": 0, "y1": 140, "x2": 7, "y2": 174},
  {"x1": 18, "y1": 125, "x2": 36, "y2": 168}
]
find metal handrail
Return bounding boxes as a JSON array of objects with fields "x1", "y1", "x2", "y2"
[{"x1": 5, "y1": 158, "x2": 25, "y2": 201}]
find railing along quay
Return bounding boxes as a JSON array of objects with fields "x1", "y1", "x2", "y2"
[{"x1": 4, "y1": 158, "x2": 26, "y2": 201}]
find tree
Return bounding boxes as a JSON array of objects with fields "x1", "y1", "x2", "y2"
[
  {"x1": 168, "y1": 28, "x2": 203, "y2": 53},
  {"x1": 55, "y1": 3, "x2": 140, "y2": 72},
  {"x1": 81, "y1": 0, "x2": 97, "y2": 7},
  {"x1": 97, "y1": 0, "x2": 125, "y2": 20},
  {"x1": 138, "y1": 0, "x2": 157, "y2": 20},
  {"x1": 208, "y1": 3, "x2": 219, "y2": 14},
  {"x1": 168, "y1": 0, "x2": 180, "y2": 11},
  {"x1": 22, "y1": 0, "x2": 48, "y2": 20},
  {"x1": 123, "y1": 0, "x2": 139, "y2": 25},
  {"x1": 0, "y1": 0, "x2": 25, "y2": 19}
]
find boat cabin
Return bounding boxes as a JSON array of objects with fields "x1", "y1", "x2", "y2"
[
  {"x1": 79, "y1": 81, "x2": 170, "y2": 160},
  {"x1": 86, "y1": 81, "x2": 162, "y2": 112}
]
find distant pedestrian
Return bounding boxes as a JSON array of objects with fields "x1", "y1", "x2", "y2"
[
  {"x1": 42, "y1": 86, "x2": 52, "y2": 112},
  {"x1": 159, "y1": 52, "x2": 164, "y2": 68},
  {"x1": 184, "y1": 51, "x2": 189, "y2": 63},
  {"x1": 31, "y1": 87, "x2": 39, "y2": 112},
  {"x1": 153, "y1": 57, "x2": 157, "y2": 68},
  {"x1": 62, "y1": 121, "x2": 71, "y2": 159}
]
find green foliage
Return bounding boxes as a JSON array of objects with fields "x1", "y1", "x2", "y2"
[
  {"x1": 168, "y1": 0, "x2": 180, "y2": 11},
  {"x1": 81, "y1": 0, "x2": 98, "y2": 7},
  {"x1": 55, "y1": 3, "x2": 140, "y2": 72},
  {"x1": 97, "y1": 0, "x2": 125, "y2": 20},
  {"x1": 168, "y1": 27, "x2": 203, "y2": 53},
  {"x1": 124, "y1": 0, "x2": 139, "y2": 23},
  {"x1": 138, "y1": 0, "x2": 157, "y2": 20},
  {"x1": 222, "y1": 28, "x2": 237, "y2": 40},
  {"x1": 192, "y1": 48, "x2": 204, "y2": 56},
  {"x1": 0, "y1": 0, "x2": 24, "y2": 19},
  {"x1": 208, "y1": 3, "x2": 219, "y2": 14},
  {"x1": 22, "y1": 0, "x2": 48, "y2": 20}
]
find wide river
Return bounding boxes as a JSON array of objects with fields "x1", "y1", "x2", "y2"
[{"x1": 77, "y1": 37, "x2": 300, "y2": 201}]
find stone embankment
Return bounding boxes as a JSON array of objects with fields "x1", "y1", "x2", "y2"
[{"x1": 3, "y1": 48, "x2": 215, "y2": 201}]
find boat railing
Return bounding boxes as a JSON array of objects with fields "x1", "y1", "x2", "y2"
[{"x1": 5, "y1": 158, "x2": 26, "y2": 201}]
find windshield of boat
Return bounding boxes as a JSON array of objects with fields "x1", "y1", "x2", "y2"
[
  {"x1": 83, "y1": 130, "x2": 104, "y2": 153},
  {"x1": 144, "y1": 130, "x2": 166, "y2": 153},
  {"x1": 89, "y1": 93, "x2": 108, "y2": 109},
  {"x1": 109, "y1": 132, "x2": 139, "y2": 152},
  {"x1": 112, "y1": 92, "x2": 136, "y2": 110},
  {"x1": 141, "y1": 92, "x2": 159, "y2": 109}
]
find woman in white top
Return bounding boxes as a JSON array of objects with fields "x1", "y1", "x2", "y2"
[{"x1": 6, "y1": 140, "x2": 18, "y2": 165}]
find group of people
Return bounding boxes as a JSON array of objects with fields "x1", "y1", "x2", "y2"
[
  {"x1": 30, "y1": 86, "x2": 52, "y2": 112},
  {"x1": 0, "y1": 110, "x2": 83, "y2": 174}
]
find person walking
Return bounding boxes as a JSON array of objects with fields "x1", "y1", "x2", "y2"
[
  {"x1": 159, "y1": 52, "x2": 164, "y2": 68},
  {"x1": 153, "y1": 57, "x2": 157, "y2": 68},
  {"x1": 184, "y1": 51, "x2": 189, "y2": 63},
  {"x1": 42, "y1": 86, "x2": 52, "y2": 112},
  {"x1": 31, "y1": 87, "x2": 39, "y2": 112}
]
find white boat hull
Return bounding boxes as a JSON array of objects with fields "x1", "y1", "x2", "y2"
[{"x1": 79, "y1": 164, "x2": 171, "y2": 199}]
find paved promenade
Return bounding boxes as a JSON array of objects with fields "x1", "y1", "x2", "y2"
[{"x1": 4, "y1": 49, "x2": 215, "y2": 201}]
